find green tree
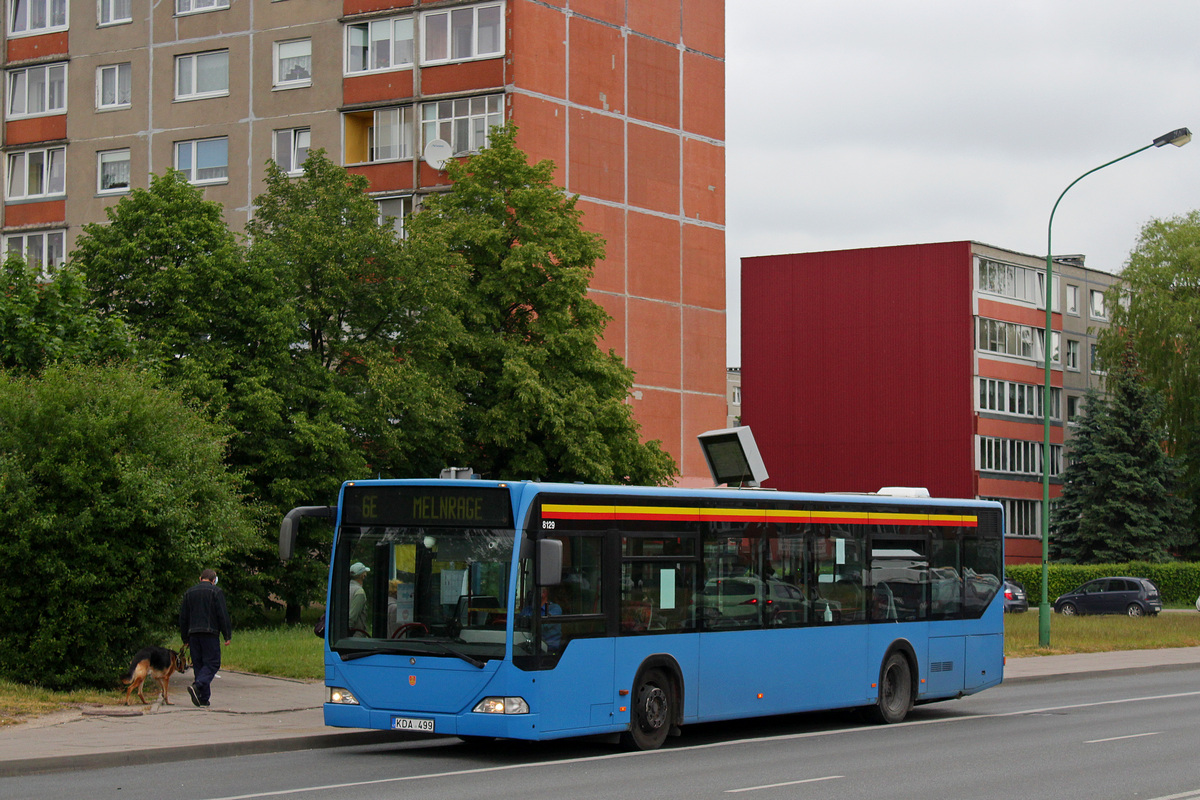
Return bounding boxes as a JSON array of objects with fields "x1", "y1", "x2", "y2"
[
  {"x1": 240, "y1": 151, "x2": 469, "y2": 619},
  {"x1": 0, "y1": 363, "x2": 256, "y2": 689},
  {"x1": 1104, "y1": 210, "x2": 1200, "y2": 532},
  {"x1": 1050, "y1": 344, "x2": 1193, "y2": 563},
  {"x1": 0, "y1": 256, "x2": 132, "y2": 373},
  {"x1": 411, "y1": 123, "x2": 677, "y2": 484}
]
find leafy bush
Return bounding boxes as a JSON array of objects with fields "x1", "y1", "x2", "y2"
[
  {"x1": 1007, "y1": 562, "x2": 1200, "y2": 606},
  {"x1": 0, "y1": 363, "x2": 256, "y2": 689}
]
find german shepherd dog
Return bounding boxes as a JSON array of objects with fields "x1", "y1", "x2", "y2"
[{"x1": 121, "y1": 645, "x2": 190, "y2": 705}]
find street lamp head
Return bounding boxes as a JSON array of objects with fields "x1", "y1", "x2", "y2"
[{"x1": 1152, "y1": 127, "x2": 1192, "y2": 147}]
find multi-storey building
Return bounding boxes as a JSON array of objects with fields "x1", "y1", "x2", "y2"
[
  {"x1": 740, "y1": 241, "x2": 1118, "y2": 564},
  {"x1": 2, "y1": 0, "x2": 726, "y2": 480}
]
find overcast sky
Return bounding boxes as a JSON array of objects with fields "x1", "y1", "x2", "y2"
[{"x1": 725, "y1": 1, "x2": 1200, "y2": 366}]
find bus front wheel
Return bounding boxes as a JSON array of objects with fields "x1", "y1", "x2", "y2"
[
  {"x1": 621, "y1": 669, "x2": 673, "y2": 750},
  {"x1": 868, "y1": 651, "x2": 913, "y2": 724}
]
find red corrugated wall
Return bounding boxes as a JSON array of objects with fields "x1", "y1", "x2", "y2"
[{"x1": 741, "y1": 242, "x2": 976, "y2": 498}]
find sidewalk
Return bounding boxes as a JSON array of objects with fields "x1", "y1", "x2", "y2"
[{"x1": 4, "y1": 648, "x2": 1200, "y2": 777}]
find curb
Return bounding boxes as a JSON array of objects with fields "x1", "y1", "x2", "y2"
[{"x1": 0, "y1": 730, "x2": 405, "y2": 778}]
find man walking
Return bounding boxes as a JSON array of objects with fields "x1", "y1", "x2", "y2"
[{"x1": 179, "y1": 568, "x2": 232, "y2": 707}]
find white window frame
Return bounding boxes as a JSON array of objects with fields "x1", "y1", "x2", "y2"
[
  {"x1": 977, "y1": 377, "x2": 1060, "y2": 421},
  {"x1": 176, "y1": 0, "x2": 228, "y2": 14},
  {"x1": 3, "y1": 229, "x2": 66, "y2": 275},
  {"x1": 421, "y1": 93, "x2": 503, "y2": 157},
  {"x1": 97, "y1": 148, "x2": 131, "y2": 194},
  {"x1": 8, "y1": 0, "x2": 68, "y2": 36},
  {"x1": 274, "y1": 38, "x2": 312, "y2": 88},
  {"x1": 1089, "y1": 289, "x2": 1107, "y2": 320},
  {"x1": 175, "y1": 50, "x2": 229, "y2": 101},
  {"x1": 273, "y1": 127, "x2": 310, "y2": 175},
  {"x1": 376, "y1": 194, "x2": 413, "y2": 238},
  {"x1": 6, "y1": 62, "x2": 66, "y2": 119},
  {"x1": 344, "y1": 15, "x2": 414, "y2": 75},
  {"x1": 1065, "y1": 339, "x2": 1079, "y2": 371},
  {"x1": 96, "y1": 62, "x2": 132, "y2": 110},
  {"x1": 975, "y1": 256, "x2": 1059, "y2": 311},
  {"x1": 1065, "y1": 284, "x2": 1079, "y2": 315},
  {"x1": 977, "y1": 436, "x2": 1062, "y2": 478},
  {"x1": 98, "y1": 0, "x2": 131, "y2": 25},
  {"x1": 6, "y1": 146, "x2": 66, "y2": 200},
  {"x1": 343, "y1": 106, "x2": 415, "y2": 165},
  {"x1": 420, "y1": 2, "x2": 504, "y2": 65},
  {"x1": 174, "y1": 137, "x2": 228, "y2": 185}
]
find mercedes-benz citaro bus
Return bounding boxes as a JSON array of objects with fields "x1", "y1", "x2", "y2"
[{"x1": 280, "y1": 479, "x2": 1005, "y2": 750}]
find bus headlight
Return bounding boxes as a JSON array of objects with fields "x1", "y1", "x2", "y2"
[
  {"x1": 473, "y1": 697, "x2": 529, "y2": 714},
  {"x1": 328, "y1": 687, "x2": 360, "y2": 705}
]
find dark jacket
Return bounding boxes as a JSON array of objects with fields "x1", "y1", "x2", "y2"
[{"x1": 179, "y1": 581, "x2": 232, "y2": 642}]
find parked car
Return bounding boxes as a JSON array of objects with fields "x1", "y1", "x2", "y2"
[
  {"x1": 1002, "y1": 577, "x2": 1028, "y2": 613},
  {"x1": 1053, "y1": 577, "x2": 1161, "y2": 617}
]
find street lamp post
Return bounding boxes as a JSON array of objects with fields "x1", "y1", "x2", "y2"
[{"x1": 1039, "y1": 127, "x2": 1192, "y2": 647}]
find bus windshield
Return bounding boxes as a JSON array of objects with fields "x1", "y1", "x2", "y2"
[{"x1": 329, "y1": 524, "x2": 517, "y2": 663}]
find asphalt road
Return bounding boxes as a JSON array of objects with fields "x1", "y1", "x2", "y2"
[{"x1": 8, "y1": 667, "x2": 1200, "y2": 800}]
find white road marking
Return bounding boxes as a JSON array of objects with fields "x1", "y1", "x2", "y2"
[
  {"x1": 725, "y1": 775, "x2": 844, "y2": 792},
  {"x1": 1085, "y1": 731, "x2": 1160, "y2": 743}
]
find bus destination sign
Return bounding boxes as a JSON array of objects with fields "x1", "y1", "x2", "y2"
[{"x1": 341, "y1": 485, "x2": 513, "y2": 528}]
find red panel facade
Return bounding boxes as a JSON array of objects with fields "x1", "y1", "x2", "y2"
[{"x1": 742, "y1": 242, "x2": 976, "y2": 497}]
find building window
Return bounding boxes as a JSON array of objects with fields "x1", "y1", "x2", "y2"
[
  {"x1": 176, "y1": 0, "x2": 228, "y2": 14},
  {"x1": 981, "y1": 497, "x2": 1041, "y2": 537},
  {"x1": 8, "y1": 0, "x2": 68, "y2": 35},
  {"x1": 1067, "y1": 394, "x2": 1083, "y2": 424},
  {"x1": 421, "y1": 94, "x2": 503, "y2": 156},
  {"x1": 175, "y1": 137, "x2": 228, "y2": 184},
  {"x1": 344, "y1": 106, "x2": 413, "y2": 164},
  {"x1": 274, "y1": 39, "x2": 312, "y2": 87},
  {"x1": 1065, "y1": 339, "x2": 1079, "y2": 371},
  {"x1": 1065, "y1": 284, "x2": 1079, "y2": 315},
  {"x1": 96, "y1": 63, "x2": 132, "y2": 110},
  {"x1": 977, "y1": 377, "x2": 1060, "y2": 421},
  {"x1": 978, "y1": 436, "x2": 1061, "y2": 478},
  {"x1": 345, "y1": 15, "x2": 413, "y2": 75},
  {"x1": 273, "y1": 128, "x2": 310, "y2": 175},
  {"x1": 99, "y1": 0, "x2": 131, "y2": 25},
  {"x1": 421, "y1": 2, "x2": 503, "y2": 65},
  {"x1": 175, "y1": 51, "x2": 229, "y2": 101},
  {"x1": 1090, "y1": 343, "x2": 1105, "y2": 375},
  {"x1": 4, "y1": 229, "x2": 65, "y2": 275},
  {"x1": 975, "y1": 256, "x2": 1059, "y2": 311},
  {"x1": 97, "y1": 148, "x2": 130, "y2": 194},
  {"x1": 732, "y1": 385, "x2": 742, "y2": 405},
  {"x1": 376, "y1": 195, "x2": 412, "y2": 238},
  {"x1": 6, "y1": 146, "x2": 65, "y2": 200},
  {"x1": 6, "y1": 63, "x2": 66, "y2": 118},
  {"x1": 977, "y1": 318, "x2": 1058, "y2": 364},
  {"x1": 1089, "y1": 289, "x2": 1107, "y2": 320}
]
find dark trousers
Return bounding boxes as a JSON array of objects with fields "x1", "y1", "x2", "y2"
[{"x1": 189, "y1": 633, "x2": 222, "y2": 704}]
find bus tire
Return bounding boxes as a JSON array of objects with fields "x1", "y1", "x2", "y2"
[
  {"x1": 621, "y1": 668, "x2": 673, "y2": 750},
  {"x1": 868, "y1": 651, "x2": 913, "y2": 724}
]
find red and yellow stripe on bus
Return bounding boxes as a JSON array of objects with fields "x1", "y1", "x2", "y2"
[{"x1": 540, "y1": 503, "x2": 977, "y2": 528}]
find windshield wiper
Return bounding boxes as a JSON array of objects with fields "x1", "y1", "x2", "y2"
[{"x1": 430, "y1": 642, "x2": 486, "y2": 669}]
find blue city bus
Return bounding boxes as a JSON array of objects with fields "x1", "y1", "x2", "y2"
[{"x1": 280, "y1": 479, "x2": 1005, "y2": 750}]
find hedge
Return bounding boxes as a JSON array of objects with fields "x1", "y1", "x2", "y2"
[{"x1": 1006, "y1": 562, "x2": 1200, "y2": 606}]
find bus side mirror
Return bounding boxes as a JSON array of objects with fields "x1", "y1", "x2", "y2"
[
  {"x1": 538, "y1": 539, "x2": 563, "y2": 586},
  {"x1": 279, "y1": 506, "x2": 336, "y2": 562}
]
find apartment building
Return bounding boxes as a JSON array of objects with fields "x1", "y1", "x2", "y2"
[
  {"x1": 740, "y1": 242, "x2": 1118, "y2": 563},
  {"x1": 2, "y1": 0, "x2": 727, "y2": 479}
]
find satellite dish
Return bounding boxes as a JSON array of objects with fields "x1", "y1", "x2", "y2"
[{"x1": 423, "y1": 139, "x2": 452, "y2": 170}]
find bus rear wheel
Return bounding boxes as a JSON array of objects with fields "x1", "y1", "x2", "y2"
[
  {"x1": 621, "y1": 669, "x2": 673, "y2": 750},
  {"x1": 868, "y1": 652, "x2": 913, "y2": 724}
]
